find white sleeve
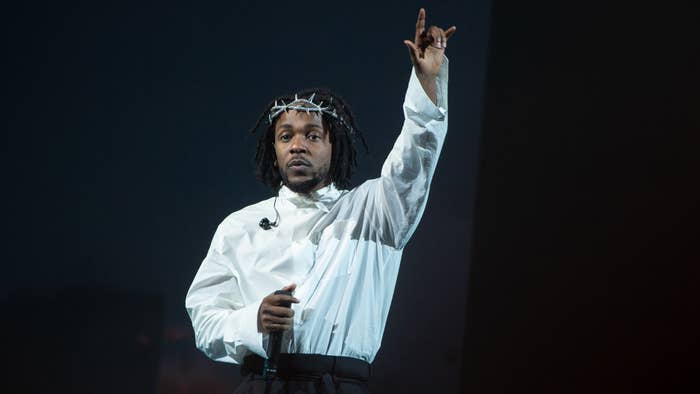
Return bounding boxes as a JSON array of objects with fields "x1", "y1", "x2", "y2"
[
  {"x1": 371, "y1": 57, "x2": 449, "y2": 249},
  {"x1": 184, "y1": 225, "x2": 267, "y2": 364}
]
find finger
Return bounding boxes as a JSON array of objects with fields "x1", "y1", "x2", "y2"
[
  {"x1": 445, "y1": 26, "x2": 457, "y2": 39},
  {"x1": 261, "y1": 314, "x2": 292, "y2": 325},
  {"x1": 264, "y1": 323, "x2": 293, "y2": 332},
  {"x1": 418, "y1": 29, "x2": 431, "y2": 50},
  {"x1": 404, "y1": 40, "x2": 420, "y2": 63},
  {"x1": 414, "y1": 8, "x2": 426, "y2": 44},
  {"x1": 261, "y1": 314, "x2": 294, "y2": 326},
  {"x1": 281, "y1": 283, "x2": 296, "y2": 292},
  {"x1": 431, "y1": 27, "x2": 444, "y2": 48},
  {"x1": 430, "y1": 28, "x2": 441, "y2": 49},
  {"x1": 269, "y1": 293, "x2": 300, "y2": 303},
  {"x1": 263, "y1": 305, "x2": 295, "y2": 318}
]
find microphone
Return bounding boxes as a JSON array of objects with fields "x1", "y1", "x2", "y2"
[
  {"x1": 259, "y1": 217, "x2": 275, "y2": 230},
  {"x1": 264, "y1": 289, "x2": 292, "y2": 383},
  {"x1": 259, "y1": 196, "x2": 280, "y2": 230}
]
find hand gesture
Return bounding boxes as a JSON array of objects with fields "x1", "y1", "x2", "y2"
[
  {"x1": 403, "y1": 8, "x2": 456, "y2": 78},
  {"x1": 257, "y1": 283, "x2": 300, "y2": 333}
]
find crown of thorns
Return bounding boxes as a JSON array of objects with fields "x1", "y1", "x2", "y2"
[{"x1": 267, "y1": 93, "x2": 353, "y2": 134}]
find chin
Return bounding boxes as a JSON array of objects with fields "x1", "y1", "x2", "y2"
[
  {"x1": 280, "y1": 167, "x2": 329, "y2": 194},
  {"x1": 286, "y1": 178, "x2": 322, "y2": 194}
]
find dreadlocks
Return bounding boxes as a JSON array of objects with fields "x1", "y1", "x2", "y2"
[{"x1": 249, "y1": 88, "x2": 368, "y2": 191}]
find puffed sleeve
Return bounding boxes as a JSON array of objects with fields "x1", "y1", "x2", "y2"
[
  {"x1": 185, "y1": 224, "x2": 267, "y2": 364},
  {"x1": 367, "y1": 57, "x2": 449, "y2": 249}
]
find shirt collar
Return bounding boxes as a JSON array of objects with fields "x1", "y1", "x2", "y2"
[{"x1": 278, "y1": 183, "x2": 343, "y2": 212}]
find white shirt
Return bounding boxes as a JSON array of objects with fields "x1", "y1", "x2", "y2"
[{"x1": 186, "y1": 59, "x2": 448, "y2": 364}]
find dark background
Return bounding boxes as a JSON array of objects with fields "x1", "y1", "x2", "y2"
[
  {"x1": 462, "y1": 1, "x2": 698, "y2": 393},
  {"x1": 4, "y1": 0, "x2": 487, "y2": 392},
  {"x1": 3, "y1": 0, "x2": 696, "y2": 393}
]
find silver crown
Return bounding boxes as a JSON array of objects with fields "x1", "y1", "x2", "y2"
[{"x1": 267, "y1": 93, "x2": 340, "y2": 124}]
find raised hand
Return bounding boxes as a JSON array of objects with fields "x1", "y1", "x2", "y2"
[
  {"x1": 403, "y1": 8, "x2": 455, "y2": 104},
  {"x1": 404, "y1": 8, "x2": 456, "y2": 77}
]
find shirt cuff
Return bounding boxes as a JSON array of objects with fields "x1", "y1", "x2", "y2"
[
  {"x1": 223, "y1": 300, "x2": 267, "y2": 359},
  {"x1": 404, "y1": 56, "x2": 449, "y2": 122}
]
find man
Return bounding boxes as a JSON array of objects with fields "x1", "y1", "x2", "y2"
[{"x1": 186, "y1": 8, "x2": 455, "y2": 393}]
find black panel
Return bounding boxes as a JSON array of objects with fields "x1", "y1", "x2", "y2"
[
  {"x1": 463, "y1": 1, "x2": 697, "y2": 393},
  {"x1": 2, "y1": 287, "x2": 163, "y2": 393}
]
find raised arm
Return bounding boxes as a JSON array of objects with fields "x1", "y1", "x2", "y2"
[{"x1": 365, "y1": 8, "x2": 455, "y2": 249}]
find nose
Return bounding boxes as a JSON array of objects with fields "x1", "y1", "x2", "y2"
[{"x1": 289, "y1": 135, "x2": 307, "y2": 154}]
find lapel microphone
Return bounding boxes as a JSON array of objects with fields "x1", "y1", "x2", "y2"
[
  {"x1": 259, "y1": 217, "x2": 275, "y2": 230},
  {"x1": 259, "y1": 196, "x2": 280, "y2": 230}
]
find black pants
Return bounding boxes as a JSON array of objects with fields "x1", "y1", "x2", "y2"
[{"x1": 234, "y1": 354, "x2": 371, "y2": 394}]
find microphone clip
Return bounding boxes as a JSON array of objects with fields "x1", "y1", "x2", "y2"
[
  {"x1": 259, "y1": 218, "x2": 273, "y2": 230},
  {"x1": 259, "y1": 196, "x2": 280, "y2": 230}
]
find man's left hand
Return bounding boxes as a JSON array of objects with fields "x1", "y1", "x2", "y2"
[{"x1": 403, "y1": 8, "x2": 456, "y2": 104}]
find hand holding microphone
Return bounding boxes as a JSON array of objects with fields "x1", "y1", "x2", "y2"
[
  {"x1": 259, "y1": 284, "x2": 298, "y2": 385},
  {"x1": 258, "y1": 283, "x2": 299, "y2": 334}
]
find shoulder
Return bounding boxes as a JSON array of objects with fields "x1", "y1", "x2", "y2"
[
  {"x1": 206, "y1": 196, "x2": 278, "y2": 253},
  {"x1": 330, "y1": 178, "x2": 382, "y2": 210},
  {"x1": 349, "y1": 178, "x2": 382, "y2": 196},
  {"x1": 217, "y1": 196, "x2": 277, "y2": 232}
]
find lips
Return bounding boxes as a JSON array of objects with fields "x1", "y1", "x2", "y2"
[{"x1": 287, "y1": 158, "x2": 311, "y2": 168}]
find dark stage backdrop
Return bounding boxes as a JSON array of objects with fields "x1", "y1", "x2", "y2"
[
  {"x1": 4, "y1": 1, "x2": 489, "y2": 393},
  {"x1": 6, "y1": 1, "x2": 694, "y2": 393},
  {"x1": 464, "y1": 1, "x2": 697, "y2": 393}
]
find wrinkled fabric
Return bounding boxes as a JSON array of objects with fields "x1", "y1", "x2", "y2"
[{"x1": 186, "y1": 59, "x2": 449, "y2": 365}]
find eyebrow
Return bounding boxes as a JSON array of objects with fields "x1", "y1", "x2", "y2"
[{"x1": 276, "y1": 123, "x2": 324, "y2": 131}]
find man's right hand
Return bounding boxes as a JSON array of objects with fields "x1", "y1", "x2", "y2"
[{"x1": 257, "y1": 283, "x2": 300, "y2": 333}]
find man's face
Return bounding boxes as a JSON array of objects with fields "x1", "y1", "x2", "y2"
[{"x1": 273, "y1": 110, "x2": 332, "y2": 194}]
